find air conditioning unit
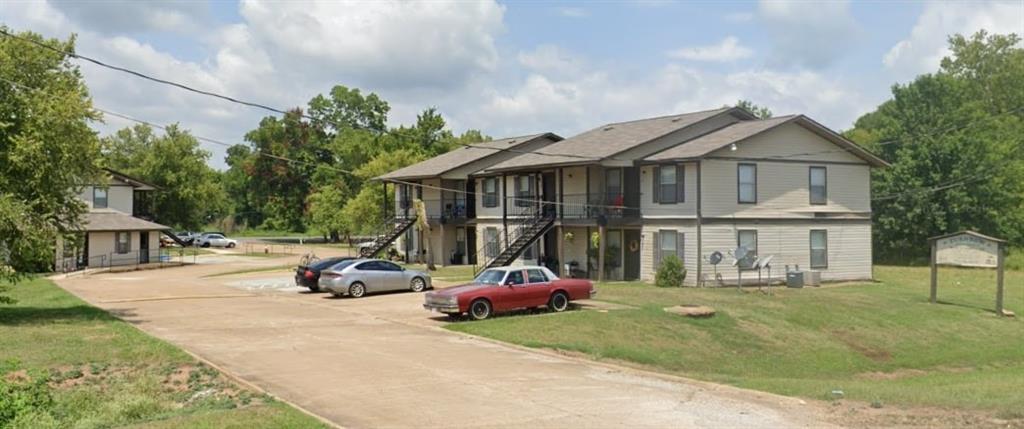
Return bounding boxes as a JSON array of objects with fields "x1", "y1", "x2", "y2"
[{"x1": 804, "y1": 271, "x2": 822, "y2": 286}]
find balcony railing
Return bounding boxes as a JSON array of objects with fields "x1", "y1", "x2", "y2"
[
  {"x1": 394, "y1": 198, "x2": 469, "y2": 222},
  {"x1": 559, "y1": 193, "x2": 639, "y2": 220}
]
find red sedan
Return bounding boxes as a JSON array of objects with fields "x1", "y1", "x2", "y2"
[{"x1": 423, "y1": 266, "x2": 595, "y2": 320}]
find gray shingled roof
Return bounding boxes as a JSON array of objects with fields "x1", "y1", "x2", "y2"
[
  {"x1": 643, "y1": 115, "x2": 889, "y2": 167},
  {"x1": 83, "y1": 209, "x2": 171, "y2": 232},
  {"x1": 377, "y1": 133, "x2": 559, "y2": 181},
  {"x1": 484, "y1": 107, "x2": 740, "y2": 172}
]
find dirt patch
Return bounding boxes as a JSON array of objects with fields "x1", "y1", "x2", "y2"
[
  {"x1": 832, "y1": 329, "x2": 892, "y2": 362},
  {"x1": 824, "y1": 400, "x2": 1024, "y2": 429},
  {"x1": 857, "y1": 368, "x2": 928, "y2": 380}
]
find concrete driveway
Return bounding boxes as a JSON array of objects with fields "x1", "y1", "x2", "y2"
[{"x1": 54, "y1": 251, "x2": 833, "y2": 428}]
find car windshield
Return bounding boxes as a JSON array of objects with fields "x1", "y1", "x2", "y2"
[{"x1": 474, "y1": 269, "x2": 506, "y2": 285}]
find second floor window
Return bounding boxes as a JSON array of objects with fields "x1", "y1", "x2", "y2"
[
  {"x1": 653, "y1": 165, "x2": 684, "y2": 204},
  {"x1": 738, "y1": 163, "x2": 757, "y2": 204},
  {"x1": 93, "y1": 187, "x2": 108, "y2": 209},
  {"x1": 514, "y1": 175, "x2": 534, "y2": 207},
  {"x1": 809, "y1": 166, "x2": 827, "y2": 205},
  {"x1": 482, "y1": 178, "x2": 498, "y2": 208}
]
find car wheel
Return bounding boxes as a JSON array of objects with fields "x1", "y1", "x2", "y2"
[
  {"x1": 227, "y1": 242, "x2": 236, "y2": 248},
  {"x1": 308, "y1": 283, "x2": 320, "y2": 292},
  {"x1": 548, "y1": 291, "x2": 569, "y2": 313},
  {"x1": 410, "y1": 277, "x2": 426, "y2": 292},
  {"x1": 469, "y1": 299, "x2": 492, "y2": 321},
  {"x1": 348, "y1": 282, "x2": 366, "y2": 298},
  {"x1": 201, "y1": 243, "x2": 210, "y2": 248}
]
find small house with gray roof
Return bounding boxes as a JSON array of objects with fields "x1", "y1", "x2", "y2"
[{"x1": 373, "y1": 107, "x2": 887, "y2": 286}]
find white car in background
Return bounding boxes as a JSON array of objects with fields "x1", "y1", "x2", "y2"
[{"x1": 196, "y1": 233, "x2": 237, "y2": 248}]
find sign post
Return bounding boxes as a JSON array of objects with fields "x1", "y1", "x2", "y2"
[{"x1": 928, "y1": 231, "x2": 1010, "y2": 317}]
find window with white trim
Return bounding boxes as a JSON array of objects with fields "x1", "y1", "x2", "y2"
[
  {"x1": 93, "y1": 187, "x2": 108, "y2": 209},
  {"x1": 482, "y1": 178, "x2": 498, "y2": 208},
  {"x1": 810, "y1": 230, "x2": 828, "y2": 268},
  {"x1": 737, "y1": 230, "x2": 758, "y2": 269}
]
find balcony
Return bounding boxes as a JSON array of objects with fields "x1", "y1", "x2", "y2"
[
  {"x1": 395, "y1": 198, "x2": 470, "y2": 223},
  {"x1": 559, "y1": 193, "x2": 640, "y2": 221}
]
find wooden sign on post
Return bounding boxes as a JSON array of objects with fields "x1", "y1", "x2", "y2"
[{"x1": 929, "y1": 231, "x2": 1010, "y2": 317}]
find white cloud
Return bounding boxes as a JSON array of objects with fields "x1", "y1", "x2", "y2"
[
  {"x1": 48, "y1": 0, "x2": 209, "y2": 34},
  {"x1": 557, "y1": 7, "x2": 588, "y2": 18},
  {"x1": 758, "y1": 0, "x2": 860, "y2": 69},
  {"x1": 667, "y1": 37, "x2": 753, "y2": 62},
  {"x1": 883, "y1": 1, "x2": 1024, "y2": 78}
]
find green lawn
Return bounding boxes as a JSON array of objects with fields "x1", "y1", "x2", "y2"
[
  {"x1": 401, "y1": 263, "x2": 477, "y2": 283},
  {"x1": 0, "y1": 278, "x2": 324, "y2": 429},
  {"x1": 448, "y1": 266, "x2": 1023, "y2": 418}
]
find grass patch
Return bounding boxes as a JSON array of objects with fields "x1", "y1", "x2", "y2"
[
  {"x1": 401, "y1": 263, "x2": 476, "y2": 283},
  {"x1": 448, "y1": 266, "x2": 1023, "y2": 416},
  {"x1": 202, "y1": 265, "x2": 294, "y2": 278},
  {"x1": 227, "y1": 228, "x2": 320, "y2": 238},
  {"x1": 0, "y1": 278, "x2": 324, "y2": 428}
]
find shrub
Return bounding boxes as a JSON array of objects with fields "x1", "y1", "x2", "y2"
[
  {"x1": 655, "y1": 254, "x2": 686, "y2": 288},
  {"x1": 0, "y1": 371, "x2": 54, "y2": 426}
]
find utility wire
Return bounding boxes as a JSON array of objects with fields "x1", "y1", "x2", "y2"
[{"x1": 5, "y1": 27, "x2": 1023, "y2": 167}]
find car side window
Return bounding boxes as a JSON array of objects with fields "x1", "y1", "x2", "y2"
[
  {"x1": 380, "y1": 261, "x2": 402, "y2": 271},
  {"x1": 506, "y1": 270, "x2": 525, "y2": 285},
  {"x1": 356, "y1": 262, "x2": 377, "y2": 271},
  {"x1": 527, "y1": 269, "x2": 548, "y2": 283}
]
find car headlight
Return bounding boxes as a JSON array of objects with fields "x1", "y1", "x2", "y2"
[{"x1": 444, "y1": 296, "x2": 457, "y2": 305}]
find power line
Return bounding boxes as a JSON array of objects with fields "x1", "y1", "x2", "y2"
[{"x1": 7, "y1": 26, "x2": 1023, "y2": 168}]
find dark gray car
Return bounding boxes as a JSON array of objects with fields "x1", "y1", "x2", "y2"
[{"x1": 319, "y1": 259, "x2": 431, "y2": 298}]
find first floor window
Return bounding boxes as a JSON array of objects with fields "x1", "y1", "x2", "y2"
[
  {"x1": 655, "y1": 230, "x2": 682, "y2": 268},
  {"x1": 115, "y1": 232, "x2": 131, "y2": 254},
  {"x1": 737, "y1": 230, "x2": 758, "y2": 269},
  {"x1": 484, "y1": 227, "x2": 499, "y2": 258},
  {"x1": 810, "y1": 230, "x2": 828, "y2": 268},
  {"x1": 523, "y1": 240, "x2": 538, "y2": 260},
  {"x1": 93, "y1": 187, "x2": 108, "y2": 209}
]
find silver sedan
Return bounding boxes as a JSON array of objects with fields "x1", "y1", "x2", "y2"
[{"x1": 318, "y1": 259, "x2": 432, "y2": 298}]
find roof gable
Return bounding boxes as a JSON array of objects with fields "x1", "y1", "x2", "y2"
[{"x1": 377, "y1": 133, "x2": 561, "y2": 181}]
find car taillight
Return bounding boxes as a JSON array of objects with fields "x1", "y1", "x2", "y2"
[
  {"x1": 304, "y1": 270, "x2": 314, "y2": 279},
  {"x1": 322, "y1": 272, "x2": 340, "y2": 278}
]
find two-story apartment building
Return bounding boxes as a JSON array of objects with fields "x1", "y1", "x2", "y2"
[
  {"x1": 373, "y1": 107, "x2": 887, "y2": 285},
  {"x1": 375, "y1": 133, "x2": 562, "y2": 264},
  {"x1": 55, "y1": 168, "x2": 172, "y2": 270}
]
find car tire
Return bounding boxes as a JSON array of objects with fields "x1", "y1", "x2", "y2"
[
  {"x1": 548, "y1": 291, "x2": 569, "y2": 313},
  {"x1": 227, "y1": 242, "x2": 236, "y2": 248},
  {"x1": 308, "y1": 284, "x2": 320, "y2": 292},
  {"x1": 410, "y1": 277, "x2": 426, "y2": 292},
  {"x1": 201, "y1": 243, "x2": 210, "y2": 248},
  {"x1": 468, "y1": 299, "x2": 492, "y2": 321},
  {"x1": 348, "y1": 282, "x2": 366, "y2": 298}
]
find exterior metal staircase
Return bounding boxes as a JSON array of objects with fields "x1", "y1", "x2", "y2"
[
  {"x1": 477, "y1": 203, "x2": 555, "y2": 272},
  {"x1": 360, "y1": 216, "x2": 417, "y2": 257}
]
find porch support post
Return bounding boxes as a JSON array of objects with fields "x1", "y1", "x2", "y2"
[
  {"x1": 597, "y1": 224, "x2": 606, "y2": 283},
  {"x1": 558, "y1": 167, "x2": 564, "y2": 220},
  {"x1": 696, "y1": 161, "x2": 703, "y2": 286},
  {"x1": 996, "y1": 242, "x2": 1005, "y2": 315},
  {"x1": 556, "y1": 225, "x2": 565, "y2": 277},
  {"x1": 382, "y1": 181, "x2": 387, "y2": 221},
  {"x1": 502, "y1": 173, "x2": 509, "y2": 245},
  {"x1": 929, "y1": 240, "x2": 937, "y2": 304},
  {"x1": 439, "y1": 222, "x2": 446, "y2": 268}
]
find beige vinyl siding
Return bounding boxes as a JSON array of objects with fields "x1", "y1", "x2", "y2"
[
  {"x1": 640, "y1": 222, "x2": 698, "y2": 285},
  {"x1": 717, "y1": 122, "x2": 867, "y2": 163},
  {"x1": 560, "y1": 226, "x2": 589, "y2": 273},
  {"x1": 421, "y1": 178, "x2": 442, "y2": 218},
  {"x1": 698, "y1": 221, "x2": 872, "y2": 283},
  {"x1": 474, "y1": 177, "x2": 503, "y2": 219},
  {"x1": 85, "y1": 231, "x2": 161, "y2": 267},
  {"x1": 639, "y1": 163, "x2": 697, "y2": 218},
  {"x1": 701, "y1": 160, "x2": 871, "y2": 218},
  {"x1": 77, "y1": 184, "x2": 134, "y2": 214}
]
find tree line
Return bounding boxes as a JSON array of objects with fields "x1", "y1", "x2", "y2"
[{"x1": 1, "y1": 27, "x2": 1021, "y2": 296}]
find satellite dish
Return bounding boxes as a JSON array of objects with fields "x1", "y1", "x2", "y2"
[
  {"x1": 709, "y1": 251, "x2": 723, "y2": 265},
  {"x1": 759, "y1": 254, "x2": 774, "y2": 269}
]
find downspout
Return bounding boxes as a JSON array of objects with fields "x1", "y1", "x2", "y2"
[
  {"x1": 502, "y1": 173, "x2": 509, "y2": 245},
  {"x1": 696, "y1": 160, "x2": 703, "y2": 287}
]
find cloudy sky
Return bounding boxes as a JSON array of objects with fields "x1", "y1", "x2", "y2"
[{"x1": 2, "y1": 0, "x2": 1022, "y2": 168}]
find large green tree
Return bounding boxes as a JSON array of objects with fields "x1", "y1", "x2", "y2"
[
  {"x1": 102, "y1": 124, "x2": 228, "y2": 229},
  {"x1": 848, "y1": 31, "x2": 1024, "y2": 261},
  {"x1": 0, "y1": 29, "x2": 102, "y2": 287}
]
